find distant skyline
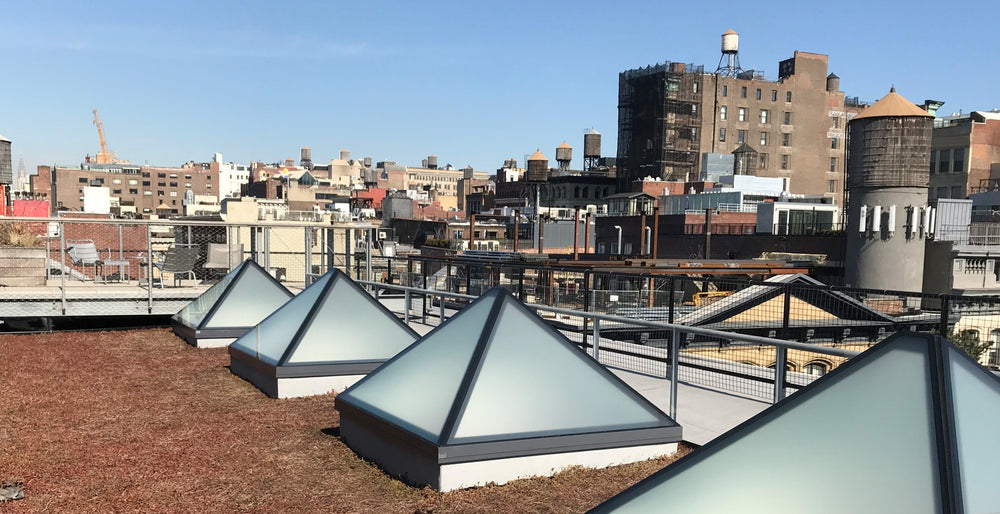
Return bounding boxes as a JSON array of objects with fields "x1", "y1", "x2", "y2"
[{"x1": 3, "y1": 0, "x2": 997, "y2": 177}]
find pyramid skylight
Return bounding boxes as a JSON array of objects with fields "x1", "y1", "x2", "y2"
[
  {"x1": 171, "y1": 259, "x2": 293, "y2": 348},
  {"x1": 228, "y1": 268, "x2": 419, "y2": 398},
  {"x1": 335, "y1": 287, "x2": 681, "y2": 491},
  {"x1": 593, "y1": 332, "x2": 1000, "y2": 513}
]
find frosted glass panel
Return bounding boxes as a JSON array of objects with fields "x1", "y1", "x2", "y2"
[
  {"x1": 340, "y1": 293, "x2": 495, "y2": 441},
  {"x1": 451, "y1": 300, "x2": 663, "y2": 442},
  {"x1": 230, "y1": 273, "x2": 330, "y2": 365},
  {"x1": 202, "y1": 265, "x2": 291, "y2": 328},
  {"x1": 287, "y1": 278, "x2": 416, "y2": 363},
  {"x1": 603, "y1": 339, "x2": 941, "y2": 514},
  {"x1": 173, "y1": 268, "x2": 236, "y2": 327},
  {"x1": 949, "y1": 347, "x2": 1000, "y2": 513}
]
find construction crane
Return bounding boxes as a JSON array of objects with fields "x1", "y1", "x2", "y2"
[{"x1": 92, "y1": 109, "x2": 112, "y2": 164}]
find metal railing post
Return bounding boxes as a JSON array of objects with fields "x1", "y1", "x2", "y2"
[
  {"x1": 668, "y1": 277, "x2": 676, "y2": 324},
  {"x1": 774, "y1": 345, "x2": 787, "y2": 404},
  {"x1": 59, "y1": 222, "x2": 66, "y2": 314},
  {"x1": 146, "y1": 223, "x2": 153, "y2": 311},
  {"x1": 118, "y1": 224, "x2": 124, "y2": 260},
  {"x1": 404, "y1": 290, "x2": 410, "y2": 324},
  {"x1": 373, "y1": 283, "x2": 380, "y2": 300},
  {"x1": 939, "y1": 295, "x2": 950, "y2": 336},
  {"x1": 592, "y1": 318, "x2": 601, "y2": 361},
  {"x1": 439, "y1": 293, "x2": 446, "y2": 324},
  {"x1": 304, "y1": 226, "x2": 312, "y2": 285},
  {"x1": 670, "y1": 328, "x2": 680, "y2": 419},
  {"x1": 263, "y1": 226, "x2": 271, "y2": 272}
]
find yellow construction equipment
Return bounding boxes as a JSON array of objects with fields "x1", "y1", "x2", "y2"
[{"x1": 92, "y1": 109, "x2": 112, "y2": 164}]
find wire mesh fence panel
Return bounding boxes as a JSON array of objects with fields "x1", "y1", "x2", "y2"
[
  {"x1": 681, "y1": 339, "x2": 778, "y2": 401},
  {"x1": 589, "y1": 317, "x2": 670, "y2": 378},
  {"x1": 947, "y1": 296, "x2": 1000, "y2": 371}
]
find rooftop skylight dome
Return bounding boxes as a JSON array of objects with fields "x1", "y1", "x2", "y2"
[
  {"x1": 335, "y1": 287, "x2": 681, "y2": 491},
  {"x1": 228, "y1": 268, "x2": 419, "y2": 399},
  {"x1": 592, "y1": 332, "x2": 1000, "y2": 513},
  {"x1": 171, "y1": 259, "x2": 293, "y2": 348}
]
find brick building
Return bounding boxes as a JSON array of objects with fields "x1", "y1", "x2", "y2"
[
  {"x1": 931, "y1": 111, "x2": 1000, "y2": 200},
  {"x1": 617, "y1": 39, "x2": 866, "y2": 205},
  {"x1": 44, "y1": 162, "x2": 217, "y2": 216}
]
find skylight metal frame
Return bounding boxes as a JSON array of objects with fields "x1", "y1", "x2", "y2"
[
  {"x1": 592, "y1": 332, "x2": 1000, "y2": 513},
  {"x1": 171, "y1": 259, "x2": 293, "y2": 345},
  {"x1": 336, "y1": 288, "x2": 681, "y2": 466},
  {"x1": 227, "y1": 268, "x2": 420, "y2": 397}
]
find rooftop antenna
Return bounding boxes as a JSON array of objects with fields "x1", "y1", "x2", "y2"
[{"x1": 715, "y1": 29, "x2": 745, "y2": 78}]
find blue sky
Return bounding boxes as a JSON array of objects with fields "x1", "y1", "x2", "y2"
[{"x1": 2, "y1": 0, "x2": 996, "y2": 176}]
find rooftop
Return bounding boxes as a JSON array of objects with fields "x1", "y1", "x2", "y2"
[{"x1": 0, "y1": 328, "x2": 691, "y2": 511}]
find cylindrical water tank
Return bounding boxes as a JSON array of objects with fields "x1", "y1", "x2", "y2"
[
  {"x1": 556, "y1": 141, "x2": 572, "y2": 163},
  {"x1": 526, "y1": 150, "x2": 549, "y2": 182},
  {"x1": 301, "y1": 146, "x2": 311, "y2": 162},
  {"x1": 826, "y1": 73, "x2": 840, "y2": 93},
  {"x1": 584, "y1": 129, "x2": 601, "y2": 158},
  {"x1": 721, "y1": 29, "x2": 739, "y2": 54},
  {"x1": 340, "y1": 149, "x2": 350, "y2": 161},
  {"x1": 363, "y1": 156, "x2": 372, "y2": 167},
  {"x1": 427, "y1": 155, "x2": 438, "y2": 169}
]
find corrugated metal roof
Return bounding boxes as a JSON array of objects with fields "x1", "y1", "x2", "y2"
[{"x1": 853, "y1": 88, "x2": 933, "y2": 120}]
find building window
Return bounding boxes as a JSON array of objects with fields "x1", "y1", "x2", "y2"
[
  {"x1": 185, "y1": 183, "x2": 191, "y2": 188},
  {"x1": 169, "y1": 182, "x2": 177, "y2": 187},
  {"x1": 936, "y1": 187, "x2": 948, "y2": 199},
  {"x1": 112, "y1": 179, "x2": 122, "y2": 184},
  {"x1": 828, "y1": 179, "x2": 837, "y2": 193},
  {"x1": 185, "y1": 174, "x2": 192, "y2": 179},
  {"x1": 782, "y1": 133, "x2": 791, "y2": 146},
  {"x1": 781, "y1": 154, "x2": 790, "y2": 170},
  {"x1": 142, "y1": 172, "x2": 150, "y2": 178},
  {"x1": 939, "y1": 149, "x2": 951, "y2": 173},
  {"x1": 833, "y1": 116, "x2": 840, "y2": 128},
  {"x1": 786, "y1": 91, "x2": 792, "y2": 102},
  {"x1": 170, "y1": 191, "x2": 178, "y2": 197},
  {"x1": 760, "y1": 132, "x2": 768, "y2": 146},
  {"x1": 741, "y1": 86, "x2": 747, "y2": 98},
  {"x1": 720, "y1": 106, "x2": 727, "y2": 120},
  {"x1": 771, "y1": 90, "x2": 778, "y2": 101},
  {"x1": 142, "y1": 181, "x2": 150, "y2": 187},
  {"x1": 693, "y1": 82, "x2": 699, "y2": 93},
  {"x1": 129, "y1": 188, "x2": 138, "y2": 194},
  {"x1": 831, "y1": 137, "x2": 838, "y2": 149},
  {"x1": 930, "y1": 150, "x2": 937, "y2": 173},
  {"x1": 157, "y1": 181, "x2": 166, "y2": 187},
  {"x1": 690, "y1": 127, "x2": 698, "y2": 139},
  {"x1": 829, "y1": 157, "x2": 837, "y2": 172},
  {"x1": 760, "y1": 153, "x2": 768, "y2": 169},
  {"x1": 157, "y1": 191, "x2": 164, "y2": 197},
  {"x1": 722, "y1": 85, "x2": 728, "y2": 97},
  {"x1": 719, "y1": 128, "x2": 726, "y2": 142},
  {"x1": 78, "y1": 177, "x2": 87, "y2": 183},
  {"x1": 157, "y1": 173, "x2": 166, "y2": 178},
  {"x1": 953, "y1": 148, "x2": 965, "y2": 173},
  {"x1": 761, "y1": 110, "x2": 769, "y2": 123},
  {"x1": 113, "y1": 189, "x2": 122, "y2": 194},
  {"x1": 783, "y1": 111, "x2": 792, "y2": 124},
  {"x1": 738, "y1": 107, "x2": 747, "y2": 122},
  {"x1": 143, "y1": 191, "x2": 152, "y2": 196},
  {"x1": 129, "y1": 179, "x2": 138, "y2": 185},
  {"x1": 756, "y1": 88, "x2": 762, "y2": 100},
  {"x1": 691, "y1": 104, "x2": 698, "y2": 115},
  {"x1": 952, "y1": 186, "x2": 964, "y2": 198},
  {"x1": 738, "y1": 130, "x2": 746, "y2": 144}
]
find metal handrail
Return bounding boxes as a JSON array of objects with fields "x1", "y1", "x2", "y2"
[{"x1": 357, "y1": 279, "x2": 861, "y2": 416}]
